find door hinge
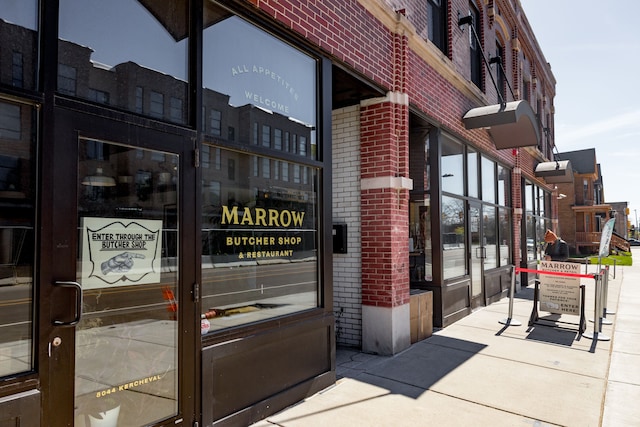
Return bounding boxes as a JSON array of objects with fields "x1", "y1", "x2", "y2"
[
  {"x1": 193, "y1": 148, "x2": 200, "y2": 168},
  {"x1": 192, "y1": 282, "x2": 200, "y2": 302}
]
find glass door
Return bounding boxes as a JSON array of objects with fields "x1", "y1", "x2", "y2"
[
  {"x1": 45, "y1": 113, "x2": 196, "y2": 426},
  {"x1": 469, "y1": 202, "x2": 485, "y2": 308},
  {"x1": 74, "y1": 137, "x2": 180, "y2": 425}
]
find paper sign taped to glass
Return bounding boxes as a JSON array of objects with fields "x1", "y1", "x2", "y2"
[{"x1": 80, "y1": 217, "x2": 163, "y2": 289}]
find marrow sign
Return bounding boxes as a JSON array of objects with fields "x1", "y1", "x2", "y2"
[{"x1": 221, "y1": 205, "x2": 305, "y2": 227}]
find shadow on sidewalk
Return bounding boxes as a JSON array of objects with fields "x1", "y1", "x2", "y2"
[{"x1": 337, "y1": 335, "x2": 486, "y2": 399}]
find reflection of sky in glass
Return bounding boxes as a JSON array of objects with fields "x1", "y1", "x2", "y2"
[
  {"x1": 0, "y1": 0, "x2": 38, "y2": 29},
  {"x1": 59, "y1": 0, "x2": 187, "y2": 81},
  {"x1": 467, "y1": 151, "x2": 478, "y2": 198},
  {"x1": 204, "y1": 16, "x2": 316, "y2": 127},
  {"x1": 481, "y1": 157, "x2": 495, "y2": 203},
  {"x1": 441, "y1": 154, "x2": 463, "y2": 195}
]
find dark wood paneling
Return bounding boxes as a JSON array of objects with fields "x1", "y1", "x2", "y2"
[
  {"x1": 420, "y1": 277, "x2": 471, "y2": 329},
  {"x1": 202, "y1": 315, "x2": 335, "y2": 426},
  {"x1": 442, "y1": 278, "x2": 471, "y2": 327},
  {"x1": 484, "y1": 267, "x2": 511, "y2": 304},
  {"x1": 0, "y1": 390, "x2": 40, "y2": 427}
]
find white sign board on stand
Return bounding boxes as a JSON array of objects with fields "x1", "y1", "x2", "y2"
[
  {"x1": 538, "y1": 261, "x2": 581, "y2": 315},
  {"x1": 598, "y1": 218, "x2": 616, "y2": 258}
]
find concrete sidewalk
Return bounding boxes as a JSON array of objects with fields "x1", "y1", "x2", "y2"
[{"x1": 253, "y1": 249, "x2": 640, "y2": 427}]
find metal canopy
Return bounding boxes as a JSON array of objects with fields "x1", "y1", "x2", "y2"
[
  {"x1": 534, "y1": 160, "x2": 574, "y2": 183},
  {"x1": 462, "y1": 100, "x2": 540, "y2": 149}
]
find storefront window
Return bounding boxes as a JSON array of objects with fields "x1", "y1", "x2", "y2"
[
  {"x1": 0, "y1": 99, "x2": 36, "y2": 378},
  {"x1": 200, "y1": 5, "x2": 319, "y2": 332},
  {"x1": 0, "y1": 0, "x2": 38, "y2": 90},
  {"x1": 442, "y1": 195, "x2": 466, "y2": 279},
  {"x1": 58, "y1": 0, "x2": 189, "y2": 124}
]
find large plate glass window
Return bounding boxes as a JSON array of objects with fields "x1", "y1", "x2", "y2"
[
  {"x1": 201, "y1": 3, "x2": 319, "y2": 332},
  {"x1": 58, "y1": 0, "x2": 189, "y2": 125},
  {"x1": 0, "y1": 98, "x2": 36, "y2": 379}
]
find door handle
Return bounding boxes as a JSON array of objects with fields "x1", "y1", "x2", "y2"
[{"x1": 53, "y1": 281, "x2": 82, "y2": 327}]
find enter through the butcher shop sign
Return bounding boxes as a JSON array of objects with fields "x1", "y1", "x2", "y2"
[{"x1": 80, "y1": 217, "x2": 162, "y2": 289}]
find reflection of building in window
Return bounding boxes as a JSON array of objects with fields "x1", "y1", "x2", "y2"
[
  {"x1": 202, "y1": 144, "x2": 210, "y2": 168},
  {"x1": 88, "y1": 88, "x2": 109, "y2": 104},
  {"x1": 210, "y1": 109, "x2": 221, "y2": 136},
  {"x1": 0, "y1": 102, "x2": 21, "y2": 140},
  {"x1": 170, "y1": 97, "x2": 183, "y2": 123},
  {"x1": 135, "y1": 86, "x2": 143, "y2": 113},
  {"x1": 12, "y1": 51, "x2": 23, "y2": 88},
  {"x1": 262, "y1": 158, "x2": 270, "y2": 179},
  {"x1": 227, "y1": 158, "x2": 235, "y2": 180},
  {"x1": 262, "y1": 124, "x2": 271, "y2": 147},
  {"x1": 85, "y1": 140, "x2": 105, "y2": 160},
  {"x1": 0, "y1": 155, "x2": 19, "y2": 191},
  {"x1": 151, "y1": 151, "x2": 165, "y2": 162},
  {"x1": 299, "y1": 136, "x2": 306, "y2": 156},
  {"x1": 135, "y1": 170, "x2": 152, "y2": 201},
  {"x1": 150, "y1": 91, "x2": 164, "y2": 118},
  {"x1": 209, "y1": 181, "x2": 221, "y2": 205},
  {"x1": 57, "y1": 63, "x2": 77, "y2": 95},
  {"x1": 214, "y1": 147, "x2": 221, "y2": 169},
  {"x1": 293, "y1": 164, "x2": 301, "y2": 183},
  {"x1": 274, "y1": 129, "x2": 282, "y2": 150}
]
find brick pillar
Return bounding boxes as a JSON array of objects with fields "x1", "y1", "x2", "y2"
[{"x1": 360, "y1": 92, "x2": 411, "y2": 355}]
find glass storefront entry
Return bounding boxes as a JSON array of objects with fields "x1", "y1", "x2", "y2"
[{"x1": 73, "y1": 138, "x2": 180, "y2": 426}]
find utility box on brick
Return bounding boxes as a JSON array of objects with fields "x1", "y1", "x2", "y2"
[{"x1": 410, "y1": 290, "x2": 433, "y2": 343}]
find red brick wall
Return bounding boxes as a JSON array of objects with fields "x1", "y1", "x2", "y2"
[
  {"x1": 254, "y1": 0, "x2": 396, "y2": 90},
  {"x1": 249, "y1": 0, "x2": 555, "y2": 301},
  {"x1": 361, "y1": 100, "x2": 410, "y2": 308}
]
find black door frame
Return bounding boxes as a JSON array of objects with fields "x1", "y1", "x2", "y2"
[
  {"x1": 39, "y1": 99, "x2": 199, "y2": 426},
  {"x1": 468, "y1": 200, "x2": 485, "y2": 309}
]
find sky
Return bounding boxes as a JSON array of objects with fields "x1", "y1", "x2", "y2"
[{"x1": 520, "y1": 0, "x2": 640, "y2": 228}]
